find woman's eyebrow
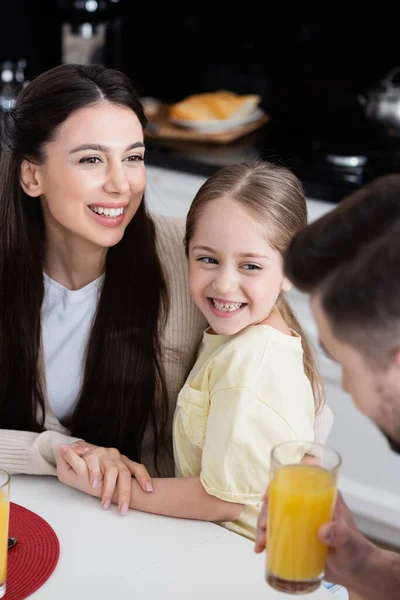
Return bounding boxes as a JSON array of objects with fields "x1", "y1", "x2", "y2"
[{"x1": 70, "y1": 141, "x2": 145, "y2": 154}]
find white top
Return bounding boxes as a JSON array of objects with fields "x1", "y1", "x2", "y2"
[
  {"x1": 41, "y1": 273, "x2": 104, "y2": 422},
  {"x1": 9, "y1": 474, "x2": 330, "y2": 599}
]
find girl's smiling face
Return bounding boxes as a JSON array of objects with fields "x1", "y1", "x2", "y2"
[{"x1": 188, "y1": 197, "x2": 291, "y2": 336}]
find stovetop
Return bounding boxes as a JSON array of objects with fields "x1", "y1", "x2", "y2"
[{"x1": 145, "y1": 114, "x2": 400, "y2": 204}]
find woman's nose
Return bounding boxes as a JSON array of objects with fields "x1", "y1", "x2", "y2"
[{"x1": 103, "y1": 164, "x2": 130, "y2": 195}]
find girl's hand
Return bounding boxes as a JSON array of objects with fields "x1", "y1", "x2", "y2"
[
  {"x1": 254, "y1": 489, "x2": 268, "y2": 553},
  {"x1": 61, "y1": 441, "x2": 153, "y2": 514}
]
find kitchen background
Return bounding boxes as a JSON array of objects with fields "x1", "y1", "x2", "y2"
[
  {"x1": 2, "y1": 3, "x2": 400, "y2": 202},
  {"x1": 1, "y1": 2, "x2": 400, "y2": 548}
]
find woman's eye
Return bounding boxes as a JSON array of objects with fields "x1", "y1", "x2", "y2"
[
  {"x1": 197, "y1": 256, "x2": 218, "y2": 265},
  {"x1": 242, "y1": 263, "x2": 262, "y2": 271},
  {"x1": 124, "y1": 155, "x2": 144, "y2": 162},
  {"x1": 79, "y1": 156, "x2": 101, "y2": 164}
]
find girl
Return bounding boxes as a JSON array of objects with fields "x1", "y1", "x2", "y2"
[{"x1": 58, "y1": 160, "x2": 332, "y2": 539}]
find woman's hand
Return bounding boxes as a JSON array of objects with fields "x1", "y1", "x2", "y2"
[
  {"x1": 56, "y1": 445, "x2": 94, "y2": 497},
  {"x1": 59, "y1": 442, "x2": 153, "y2": 514}
]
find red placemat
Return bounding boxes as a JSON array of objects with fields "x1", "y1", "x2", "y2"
[{"x1": 5, "y1": 502, "x2": 60, "y2": 599}]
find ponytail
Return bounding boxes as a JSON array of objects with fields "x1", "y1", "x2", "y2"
[{"x1": 277, "y1": 296, "x2": 324, "y2": 414}]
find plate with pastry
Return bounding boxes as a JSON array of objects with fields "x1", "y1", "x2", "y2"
[{"x1": 169, "y1": 90, "x2": 265, "y2": 134}]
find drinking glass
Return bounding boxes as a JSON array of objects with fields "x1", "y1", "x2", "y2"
[
  {"x1": 266, "y1": 441, "x2": 341, "y2": 594},
  {"x1": 0, "y1": 470, "x2": 10, "y2": 599}
]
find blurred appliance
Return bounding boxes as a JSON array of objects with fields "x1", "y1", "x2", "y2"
[
  {"x1": 358, "y1": 67, "x2": 400, "y2": 138},
  {"x1": 56, "y1": 0, "x2": 124, "y2": 68},
  {"x1": 0, "y1": 59, "x2": 27, "y2": 113}
]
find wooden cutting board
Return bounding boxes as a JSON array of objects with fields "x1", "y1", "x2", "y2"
[{"x1": 144, "y1": 103, "x2": 270, "y2": 145}]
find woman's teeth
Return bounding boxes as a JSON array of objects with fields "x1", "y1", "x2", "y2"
[
  {"x1": 212, "y1": 299, "x2": 243, "y2": 312},
  {"x1": 89, "y1": 206, "x2": 125, "y2": 217}
]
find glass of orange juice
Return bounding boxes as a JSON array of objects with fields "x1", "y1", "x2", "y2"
[
  {"x1": 0, "y1": 470, "x2": 10, "y2": 599},
  {"x1": 266, "y1": 441, "x2": 341, "y2": 594}
]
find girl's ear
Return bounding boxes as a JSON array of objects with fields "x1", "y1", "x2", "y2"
[
  {"x1": 20, "y1": 159, "x2": 43, "y2": 197},
  {"x1": 281, "y1": 277, "x2": 293, "y2": 292}
]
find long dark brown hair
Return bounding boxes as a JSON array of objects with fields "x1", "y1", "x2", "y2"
[
  {"x1": 184, "y1": 160, "x2": 324, "y2": 413},
  {"x1": 0, "y1": 64, "x2": 169, "y2": 468}
]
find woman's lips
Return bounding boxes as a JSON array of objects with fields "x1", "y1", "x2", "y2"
[{"x1": 87, "y1": 206, "x2": 126, "y2": 228}]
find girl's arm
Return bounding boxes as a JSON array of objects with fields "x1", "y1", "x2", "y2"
[{"x1": 57, "y1": 445, "x2": 244, "y2": 521}]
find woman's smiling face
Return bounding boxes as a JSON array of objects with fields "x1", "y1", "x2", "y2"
[{"x1": 22, "y1": 101, "x2": 146, "y2": 251}]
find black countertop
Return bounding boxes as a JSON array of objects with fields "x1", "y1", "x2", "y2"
[{"x1": 145, "y1": 115, "x2": 397, "y2": 205}]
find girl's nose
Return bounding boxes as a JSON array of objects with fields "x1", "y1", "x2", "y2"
[{"x1": 212, "y1": 270, "x2": 238, "y2": 295}]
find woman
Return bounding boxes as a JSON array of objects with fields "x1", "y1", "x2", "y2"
[{"x1": 0, "y1": 63, "x2": 206, "y2": 513}]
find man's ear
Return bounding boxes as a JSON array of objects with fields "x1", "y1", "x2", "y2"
[
  {"x1": 20, "y1": 160, "x2": 43, "y2": 197},
  {"x1": 281, "y1": 277, "x2": 293, "y2": 293},
  {"x1": 394, "y1": 348, "x2": 400, "y2": 369}
]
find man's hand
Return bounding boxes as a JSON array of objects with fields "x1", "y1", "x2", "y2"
[
  {"x1": 254, "y1": 486, "x2": 378, "y2": 590},
  {"x1": 318, "y1": 491, "x2": 376, "y2": 587}
]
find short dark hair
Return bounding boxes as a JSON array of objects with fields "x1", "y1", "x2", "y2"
[{"x1": 284, "y1": 174, "x2": 400, "y2": 366}]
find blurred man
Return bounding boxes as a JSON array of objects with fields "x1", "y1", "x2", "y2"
[{"x1": 255, "y1": 174, "x2": 400, "y2": 600}]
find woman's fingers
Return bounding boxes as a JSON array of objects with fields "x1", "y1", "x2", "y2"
[
  {"x1": 62, "y1": 444, "x2": 153, "y2": 516},
  {"x1": 116, "y1": 466, "x2": 134, "y2": 515},
  {"x1": 99, "y1": 458, "x2": 118, "y2": 510},
  {"x1": 59, "y1": 445, "x2": 87, "y2": 475},
  {"x1": 69, "y1": 443, "x2": 92, "y2": 457},
  {"x1": 80, "y1": 451, "x2": 103, "y2": 489},
  {"x1": 123, "y1": 456, "x2": 153, "y2": 492}
]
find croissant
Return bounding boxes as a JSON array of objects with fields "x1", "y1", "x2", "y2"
[{"x1": 170, "y1": 91, "x2": 261, "y2": 121}]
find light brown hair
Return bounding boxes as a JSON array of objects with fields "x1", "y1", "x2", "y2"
[{"x1": 184, "y1": 160, "x2": 324, "y2": 413}]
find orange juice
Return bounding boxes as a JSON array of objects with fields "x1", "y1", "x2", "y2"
[
  {"x1": 0, "y1": 491, "x2": 9, "y2": 586},
  {"x1": 267, "y1": 464, "x2": 337, "y2": 582}
]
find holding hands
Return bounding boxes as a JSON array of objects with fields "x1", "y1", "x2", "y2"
[{"x1": 56, "y1": 442, "x2": 153, "y2": 515}]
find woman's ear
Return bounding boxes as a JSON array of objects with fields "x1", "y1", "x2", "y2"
[
  {"x1": 281, "y1": 277, "x2": 293, "y2": 292},
  {"x1": 20, "y1": 159, "x2": 43, "y2": 197}
]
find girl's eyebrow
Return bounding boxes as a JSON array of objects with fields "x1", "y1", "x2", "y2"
[
  {"x1": 192, "y1": 245, "x2": 217, "y2": 253},
  {"x1": 192, "y1": 245, "x2": 271, "y2": 259},
  {"x1": 70, "y1": 141, "x2": 145, "y2": 154}
]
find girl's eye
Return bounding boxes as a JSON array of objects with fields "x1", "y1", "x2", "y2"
[
  {"x1": 124, "y1": 155, "x2": 144, "y2": 162},
  {"x1": 197, "y1": 256, "x2": 218, "y2": 265},
  {"x1": 242, "y1": 263, "x2": 262, "y2": 271},
  {"x1": 79, "y1": 156, "x2": 101, "y2": 164}
]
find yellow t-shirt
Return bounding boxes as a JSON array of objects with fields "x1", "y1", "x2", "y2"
[{"x1": 173, "y1": 324, "x2": 315, "y2": 541}]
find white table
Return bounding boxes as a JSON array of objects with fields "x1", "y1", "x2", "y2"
[{"x1": 9, "y1": 474, "x2": 329, "y2": 599}]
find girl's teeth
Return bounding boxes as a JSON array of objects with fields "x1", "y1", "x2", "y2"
[
  {"x1": 212, "y1": 299, "x2": 243, "y2": 311},
  {"x1": 89, "y1": 206, "x2": 125, "y2": 217}
]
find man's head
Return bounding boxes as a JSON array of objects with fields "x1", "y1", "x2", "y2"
[{"x1": 285, "y1": 174, "x2": 400, "y2": 452}]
